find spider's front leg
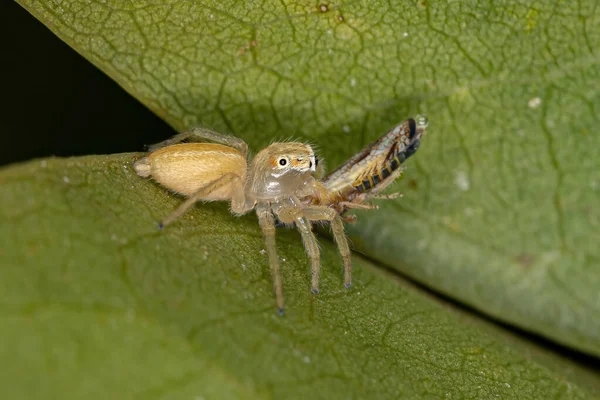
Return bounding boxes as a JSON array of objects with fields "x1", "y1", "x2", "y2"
[
  {"x1": 276, "y1": 204, "x2": 352, "y2": 293},
  {"x1": 256, "y1": 203, "x2": 285, "y2": 314},
  {"x1": 301, "y1": 206, "x2": 353, "y2": 289},
  {"x1": 295, "y1": 216, "x2": 322, "y2": 294},
  {"x1": 275, "y1": 204, "x2": 322, "y2": 294}
]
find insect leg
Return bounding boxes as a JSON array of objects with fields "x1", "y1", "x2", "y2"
[
  {"x1": 256, "y1": 204, "x2": 285, "y2": 314},
  {"x1": 366, "y1": 166, "x2": 405, "y2": 195},
  {"x1": 148, "y1": 127, "x2": 249, "y2": 157},
  {"x1": 367, "y1": 192, "x2": 403, "y2": 200},
  {"x1": 159, "y1": 173, "x2": 239, "y2": 229},
  {"x1": 338, "y1": 201, "x2": 378, "y2": 210}
]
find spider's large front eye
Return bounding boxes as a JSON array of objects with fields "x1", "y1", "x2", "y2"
[{"x1": 278, "y1": 157, "x2": 288, "y2": 166}]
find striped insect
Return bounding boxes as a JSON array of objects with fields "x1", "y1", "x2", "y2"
[{"x1": 308, "y1": 116, "x2": 428, "y2": 218}]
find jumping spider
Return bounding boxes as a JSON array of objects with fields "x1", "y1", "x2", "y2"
[{"x1": 134, "y1": 116, "x2": 427, "y2": 313}]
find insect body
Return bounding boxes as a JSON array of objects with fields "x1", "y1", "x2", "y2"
[
  {"x1": 134, "y1": 128, "x2": 351, "y2": 314},
  {"x1": 309, "y1": 116, "x2": 428, "y2": 218}
]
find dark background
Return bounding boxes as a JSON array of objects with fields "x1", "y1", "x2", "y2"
[{"x1": 0, "y1": 1, "x2": 174, "y2": 166}]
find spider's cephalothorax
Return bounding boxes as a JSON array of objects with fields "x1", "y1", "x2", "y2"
[{"x1": 247, "y1": 142, "x2": 317, "y2": 201}]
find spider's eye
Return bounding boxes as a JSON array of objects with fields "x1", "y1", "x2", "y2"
[
  {"x1": 278, "y1": 158, "x2": 287, "y2": 166},
  {"x1": 314, "y1": 157, "x2": 319, "y2": 167}
]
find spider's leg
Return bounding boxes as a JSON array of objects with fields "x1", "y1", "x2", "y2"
[
  {"x1": 256, "y1": 204, "x2": 285, "y2": 314},
  {"x1": 302, "y1": 206, "x2": 352, "y2": 289},
  {"x1": 148, "y1": 127, "x2": 248, "y2": 157},
  {"x1": 331, "y1": 214, "x2": 352, "y2": 288},
  {"x1": 159, "y1": 173, "x2": 239, "y2": 229},
  {"x1": 294, "y1": 215, "x2": 322, "y2": 294}
]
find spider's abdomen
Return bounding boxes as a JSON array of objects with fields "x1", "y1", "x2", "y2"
[{"x1": 134, "y1": 143, "x2": 247, "y2": 199}]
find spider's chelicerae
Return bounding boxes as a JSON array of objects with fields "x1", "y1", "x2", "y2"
[{"x1": 134, "y1": 116, "x2": 427, "y2": 313}]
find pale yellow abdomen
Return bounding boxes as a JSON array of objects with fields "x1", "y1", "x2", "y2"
[{"x1": 135, "y1": 143, "x2": 247, "y2": 199}]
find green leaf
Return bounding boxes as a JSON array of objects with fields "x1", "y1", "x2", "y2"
[
  {"x1": 15, "y1": 0, "x2": 600, "y2": 371},
  {"x1": 1, "y1": 155, "x2": 599, "y2": 398}
]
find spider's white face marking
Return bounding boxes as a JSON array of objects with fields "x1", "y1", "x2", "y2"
[{"x1": 309, "y1": 154, "x2": 317, "y2": 172}]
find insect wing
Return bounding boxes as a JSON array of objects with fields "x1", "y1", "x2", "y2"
[{"x1": 321, "y1": 119, "x2": 417, "y2": 193}]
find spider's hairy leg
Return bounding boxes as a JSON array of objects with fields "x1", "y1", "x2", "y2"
[
  {"x1": 294, "y1": 216, "x2": 322, "y2": 294},
  {"x1": 148, "y1": 127, "x2": 249, "y2": 156},
  {"x1": 331, "y1": 215, "x2": 352, "y2": 288},
  {"x1": 159, "y1": 173, "x2": 239, "y2": 229},
  {"x1": 302, "y1": 206, "x2": 352, "y2": 289},
  {"x1": 256, "y1": 204, "x2": 285, "y2": 314}
]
